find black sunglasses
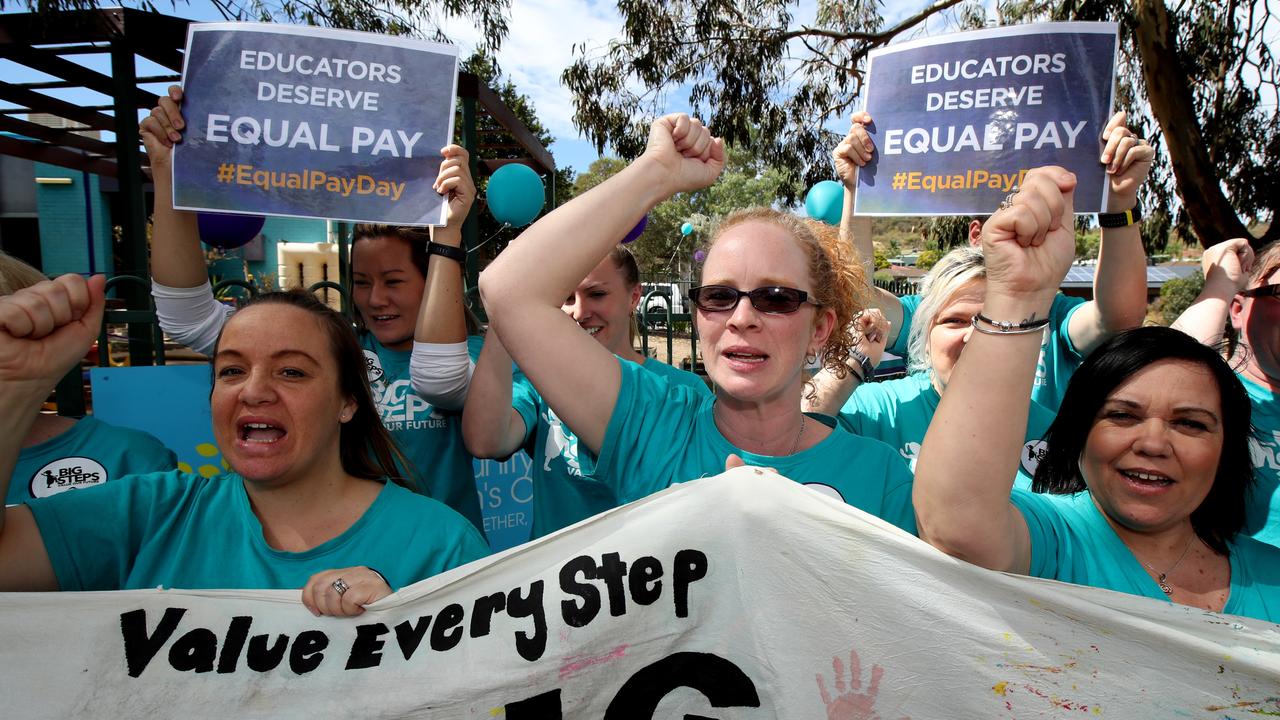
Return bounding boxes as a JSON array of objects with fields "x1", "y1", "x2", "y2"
[
  {"x1": 1240, "y1": 284, "x2": 1280, "y2": 299},
  {"x1": 688, "y1": 285, "x2": 816, "y2": 314}
]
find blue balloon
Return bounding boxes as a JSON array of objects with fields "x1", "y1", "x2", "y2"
[
  {"x1": 197, "y1": 212, "x2": 265, "y2": 250},
  {"x1": 486, "y1": 164, "x2": 545, "y2": 227},
  {"x1": 804, "y1": 180, "x2": 844, "y2": 226},
  {"x1": 680, "y1": 222, "x2": 694, "y2": 236}
]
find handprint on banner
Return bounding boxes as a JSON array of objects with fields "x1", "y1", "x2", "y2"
[{"x1": 815, "y1": 647, "x2": 910, "y2": 720}]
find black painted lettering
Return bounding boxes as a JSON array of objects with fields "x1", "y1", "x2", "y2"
[
  {"x1": 603, "y1": 652, "x2": 760, "y2": 718},
  {"x1": 216, "y1": 616, "x2": 253, "y2": 674},
  {"x1": 506, "y1": 689, "x2": 563, "y2": 719},
  {"x1": 598, "y1": 552, "x2": 629, "y2": 617},
  {"x1": 168, "y1": 628, "x2": 217, "y2": 673},
  {"x1": 672, "y1": 549, "x2": 708, "y2": 618},
  {"x1": 345, "y1": 622, "x2": 389, "y2": 670},
  {"x1": 469, "y1": 591, "x2": 506, "y2": 638},
  {"x1": 429, "y1": 603, "x2": 465, "y2": 652},
  {"x1": 559, "y1": 555, "x2": 600, "y2": 627},
  {"x1": 507, "y1": 580, "x2": 547, "y2": 662},
  {"x1": 394, "y1": 615, "x2": 431, "y2": 661},
  {"x1": 629, "y1": 556, "x2": 663, "y2": 606},
  {"x1": 246, "y1": 633, "x2": 289, "y2": 672},
  {"x1": 120, "y1": 607, "x2": 187, "y2": 678},
  {"x1": 289, "y1": 630, "x2": 328, "y2": 674}
]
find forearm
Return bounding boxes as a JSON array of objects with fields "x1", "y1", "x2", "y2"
[
  {"x1": 461, "y1": 335, "x2": 526, "y2": 458},
  {"x1": 1171, "y1": 275, "x2": 1237, "y2": 345},
  {"x1": 804, "y1": 365, "x2": 862, "y2": 415},
  {"x1": 0, "y1": 383, "x2": 54, "y2": 531},
  {"x1": 840, "y1": 183, "x2": 874, "y2": 278},
  {"x1": 149, "y1": 165, "x2": 207, "y2": 288},
  {"x1": 1092, "y1": 223, "x2": 1149, "y2": 332},
  {"x1": 915, "y1": 292, "x2": 1052, "y2": 570},
  {"x1": 414, "y1": 226, "x2": 467, "y2": 344}
]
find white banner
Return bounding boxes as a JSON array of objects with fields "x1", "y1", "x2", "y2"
[{"x1": 2, "y1": 468, "x2": 1277, "y2": 717}]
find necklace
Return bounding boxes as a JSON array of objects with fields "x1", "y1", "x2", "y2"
[
  {"x1": 1140, "y1": 535, "x2": 1197, "y2": 595},
  {"x1": 789, "y1": 414, "x2": 806, "y2": 455}
]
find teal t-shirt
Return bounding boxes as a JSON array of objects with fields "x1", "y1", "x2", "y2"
[
  {"x1": 837, "y1": 372, "x2": 1056, "y2": 489},
  {"x1": 513, "y1": 358, "x2": 709, "y2": 538},
  {"x1": 1011, "y1": 489, "x2": 1280, "y2": 623},
  {"x1": 27, "y1": 470, "x2": 488, "y2": 591},
  {"x1": 1241, "y1": 374, "x2": 1280, "y2": 548},
  {"x1": 887, "y1": 292, "x2": 1084, "y2": 411},
  {"x1": 581, "y1": 358, "x2": 916, "y2": 534},
  {"x1": 8, "y1": 417, "x2": 176, "y2": 505},
  {"x1": 362, "y1": 333, "x2": 484, "y2": 531}
]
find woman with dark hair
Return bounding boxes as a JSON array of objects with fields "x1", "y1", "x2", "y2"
[
  {"x1": 0, "y1": 276, "x2": 487, "y2": 615},
  {"x1": 479, "y1": 115, "x2": 915, "y2": 533},
  {"x1": 463, "y1": 245, "x2": 708, "y2": 539},
  {"x1": 1173, "y1": 238, "x2": 1280, "y2": 548},
  {"x1": 914, "y1": 167, "x2": 1280, "y2": 621},
  {"x1": 141, "y1": 86, "x2": 484, "y2": 531}
]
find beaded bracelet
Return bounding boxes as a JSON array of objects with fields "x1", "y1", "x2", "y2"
[{"x1": 971, "y1": 312, "x2": 1050, "y2": 335}]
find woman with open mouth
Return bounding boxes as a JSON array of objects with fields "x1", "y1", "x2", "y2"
[
  {"x1": 0, "y1": 276, "x2": 487, "y2": 615},
  {"x1": 142, "y1": 86, "x2": 485, "y2": 533},
  {"x1": 478, "y1": 114, "x2": 916, "y2": 534},
  {"x1": 463, "y1": 244, "x2": 709, "y2": 539},
  {"x1": 914, "y1": 167, "x2": 1279, "y2": 622}
]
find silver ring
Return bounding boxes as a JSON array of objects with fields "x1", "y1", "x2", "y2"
[
  {"x1": 999, "y1": 188, "x2": 1019, "y2": 210},
  {"x1": 332, "y1": 578, "x2": 350, "y2": 596}
]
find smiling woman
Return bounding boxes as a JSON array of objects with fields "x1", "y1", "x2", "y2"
[
  {"x1": 913, "y1": 169, "x2": 1280, "y2": 622},
  {"x1": 0, "y1": 280, "x2": 487, "y2": 615},
  {"x1": 478, "y1": 114, "x2": 916, "y2": 534}
]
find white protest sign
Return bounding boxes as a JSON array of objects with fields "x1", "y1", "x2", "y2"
[{"x1": 1, "y1": 468, "x2": 1276, "y2": 717}]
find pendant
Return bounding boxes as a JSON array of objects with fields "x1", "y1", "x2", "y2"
[{"x1": 1157, "y1": 574, "x2": 1172, "y2": 595}]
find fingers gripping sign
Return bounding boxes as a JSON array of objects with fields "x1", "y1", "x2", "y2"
[
  {"x1": 1099, "y1": 111, "x2": 1155, "y2": 211},
  {"x1": 433, "y1": 144, "x2": 476, "y2": 230},
  {"x1": 833, "y1": 112, "x2": 876, "y2": 186},
  {"x1": 981, "y1": 166, "x2": 1078, "y2": 300},
  {"x1": 645, "y1": 113, "x2": 726, "y2": 195},
  {"x1": 0, "y1": 274, "x2": 106, "y2": 390},
  {"x1": 301, "y1": 566, "x2": 392, "y2": 617},
  {"x1": 138, "y1": 85, "x2": 186, "y2": 167}
]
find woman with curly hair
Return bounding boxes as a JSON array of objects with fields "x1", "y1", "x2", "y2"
[{"x1": 478, "y1": 114, "x2": 915, "y2": 533}]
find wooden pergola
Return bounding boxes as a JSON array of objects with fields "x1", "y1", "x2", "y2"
[{"x1": 0, "y1": 7, "x2": 554, "y2": 410}]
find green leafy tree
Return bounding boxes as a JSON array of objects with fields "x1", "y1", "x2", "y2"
[
  {"x1": 564, "y1": 0, "x2": 1276, "y2": 250},
  {"x1": 1153, "y1": 270, "x2": 1205, "y2": 325},
  {"x1": 915, "y1": 248, "x2": 942, "y2": 271}
]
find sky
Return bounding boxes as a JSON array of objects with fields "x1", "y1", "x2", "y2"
[{"x1": 0, "y1": 0, "x2": 989, "y2": 176}]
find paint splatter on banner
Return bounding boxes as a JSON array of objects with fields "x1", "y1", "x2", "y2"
[{"x1": 1, "y1": 468, "x2": 1276, "y2": 717}]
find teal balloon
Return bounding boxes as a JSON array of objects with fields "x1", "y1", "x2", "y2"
[
  {"x1": 805, "y1": 180, "x2": 844, "y2": 226},
  {"x1": 487, "y1": 164, "x2": 545, "y2": 227},
  {"x1": 680, "y1": 222, "x2": 694, "y2": 236}
]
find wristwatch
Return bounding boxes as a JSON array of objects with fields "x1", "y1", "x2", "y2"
[
  {"x1": 427, "y1": 241, "x2": 466, "y2": 263},
  {"x1": 849, "y1": 349, "x2": 874, "y2": 382},
  {"x1": 1097, "y1": 200, "x2": 1142, "y2": 228}
]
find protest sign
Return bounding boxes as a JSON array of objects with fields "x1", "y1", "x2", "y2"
[
  {"x1": 856, "y1": 22, "x2": 1118, "y2": 216},
  {"x1": 173, "y1": 23, "x2": 458, "y2": 225},
  {"x1": 2, "y1": 468, "x2": 1276, "y2": 717}
]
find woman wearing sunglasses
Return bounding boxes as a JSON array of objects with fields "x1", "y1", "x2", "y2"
[
  {"x1": 1174, "y1": 238, "x2": 1280, "y2": 547},
  {"x1": 479, "y1": 115, "x2": 915, "y2": 533}
]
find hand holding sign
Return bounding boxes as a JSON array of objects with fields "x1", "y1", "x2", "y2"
[
  {"x1": 1099, "y1": 111, "x2": 1154, "y2": 212},
  {"x1": 833, "y1": 112, "x2": 875, "y2": 188},
  {"x1": 434, "y1": 144, "x2": 475, "y2": 232},
  {"x1": 139, "y1": 85, "x2": 186, "y2": 168},
  {"x1": 301, "y1": 566, "x2": 392, "y2": 617}
]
